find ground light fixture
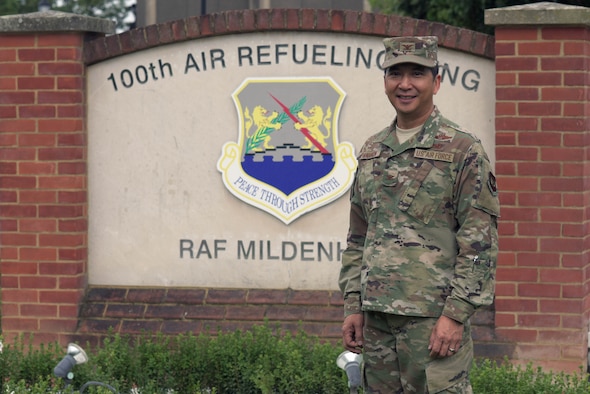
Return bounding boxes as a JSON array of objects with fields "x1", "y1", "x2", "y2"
[
  {"x1": 53, "y1": 344, "x2": 119, "y2": 393},
  {"x1": 53, "y1": 343, "x2": 89, "y2": 381},
  {"x1": 336, "y1": 350, "x2": 362, "y2": 394}
]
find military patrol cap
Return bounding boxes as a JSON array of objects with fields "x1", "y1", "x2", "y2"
[{"x1": 381, "y1": 36, "x2": 438, "y2": 69}]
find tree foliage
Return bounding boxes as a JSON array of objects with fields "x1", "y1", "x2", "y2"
[
  {"x1": 0, "y1": 0, "x2": 39, "y2": 16},
  {"x1": 0, "y1": 0, "x2": 132, "y2": 32},
  {"x1": 368, "y1": 0, "x2": 588, "y2": 35}
]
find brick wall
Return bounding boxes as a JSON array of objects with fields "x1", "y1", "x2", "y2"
[
  {"x1": 2, "y1": 5, "x2": 589, "y2": 373},
  {"x1": 82, "y1": 9, "x2": 493, "y2": 64},
  {"x1": 0, "y1": 30, "x2": 88, "y2": 345},
  {"x1": 74, "y1": 286, "x2": 343, "y2": 346},
  {"x1": 490, "y1": 19, "x2": 590, "y2": 371},
  {"x1": 1, "y1": 8, "x2": 495, "y2": 351},
  {"x1": 72, "y1": 285, "x2": 494, "y2": 352}
]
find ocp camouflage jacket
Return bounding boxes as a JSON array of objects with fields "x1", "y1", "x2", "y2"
[{"x1": 339, "y1": 107, "x2": 500, "y2": 324}]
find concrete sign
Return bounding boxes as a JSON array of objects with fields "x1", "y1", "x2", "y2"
[{"x1": 87, "y1": 31, "x2": 494, "y2": 290}]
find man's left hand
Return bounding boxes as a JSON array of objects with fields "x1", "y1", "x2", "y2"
[{"x1": 428, "y1": 315, "x2": 464, "y2": 358}]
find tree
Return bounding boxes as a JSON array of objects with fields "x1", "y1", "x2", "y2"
[
  {"x1": 0, "y1": 0, "x2": 40, "y2": 15},
  {"x1": 55, "y1": 0, "x2": 130, "y2": 31},
  {"x1": 368, "y1": 0, "x2": 588, "y2": 35},
  {"x1": 0, "y1": 0, "x2": 134, "y2": 32}
]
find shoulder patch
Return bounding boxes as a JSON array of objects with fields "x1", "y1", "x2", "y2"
[
  {"x1": 474, "y1": 168, "x2": 500, "y2": 217},
  {"x1": 487, "y1": 172, "x2": 498, "y2": 196}
]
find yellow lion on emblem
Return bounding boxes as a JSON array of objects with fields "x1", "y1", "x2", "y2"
[
  {"x1": 245, "y1": 105, "x2": 282, "y2": 151},
  {"x1": 294, "y1": 105, "x2": 332, "y2": 150}
]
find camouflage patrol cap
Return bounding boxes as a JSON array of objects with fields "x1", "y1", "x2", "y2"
[{"x1": 381, "y1": 36, "x2": 438, "y2": 69}]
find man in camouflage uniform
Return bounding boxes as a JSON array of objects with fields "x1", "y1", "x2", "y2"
[{"x1": 339, "y1": 36, "x2": 499, "y2": 393}]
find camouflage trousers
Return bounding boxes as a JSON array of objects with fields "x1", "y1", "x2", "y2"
[{"x1": 362, "y1": 312, "x2": 473, "y2": 394}]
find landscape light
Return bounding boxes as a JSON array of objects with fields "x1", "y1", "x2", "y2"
[{"x1": 336, "y1": 350, "x2": 362, "y2": 393}]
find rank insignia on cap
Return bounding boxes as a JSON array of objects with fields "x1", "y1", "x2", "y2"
[{"x1": 400, "y1": 42, "x2": 416, "y2": 54}]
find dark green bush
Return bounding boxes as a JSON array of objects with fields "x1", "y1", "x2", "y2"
[
  {"x1": 1, "y1": 325, "x2": 349, "y2": 393},
  {"x1": 0, "y1": 334, "x2": 62, "y2": 390},
  {"x1": 471, "y1": 357, "x2": 590, "y2": 394},
  {"x1": 1, "y1": 328, "x2": 589, "y2": 393}
]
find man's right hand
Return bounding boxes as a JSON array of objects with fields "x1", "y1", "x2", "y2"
[{"x1": 342, "y1": 313, "x2": 364, "y2": 353}]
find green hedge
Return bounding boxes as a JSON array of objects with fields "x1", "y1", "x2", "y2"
[
  {"x1": 1, "y1": 325, "x2": 589, "y2": 393},
  {"x1": 1, "y1": 325, "x2": 347, "y2": 393},
  {"x1": 471, "y1": 358, "x2": 590, "y2": 394}
]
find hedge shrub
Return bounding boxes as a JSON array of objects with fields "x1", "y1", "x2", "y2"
[{"x1": 1, "y1": 325, "x2": 589, "y2": 393}]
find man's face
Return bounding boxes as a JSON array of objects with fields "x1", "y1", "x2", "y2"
[{"x1": 384, "y1": 63, "x2": 441, "y2": 128}]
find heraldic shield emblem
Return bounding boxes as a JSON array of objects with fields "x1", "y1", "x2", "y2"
[{"x1": 217, "y1": 77, "x2": 357, "y2": 224}]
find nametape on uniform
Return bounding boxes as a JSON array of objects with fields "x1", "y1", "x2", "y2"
[{"x1": 414, "y1": 149, "x2": 454, "y2": 162}]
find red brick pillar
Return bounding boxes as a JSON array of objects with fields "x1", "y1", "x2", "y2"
[
  {"x1": 486, "y1": 3, "x2": 590, "y2": 372},
  {"x1": 0, "y1": 12, "x2": 113, "y2": 344}
]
